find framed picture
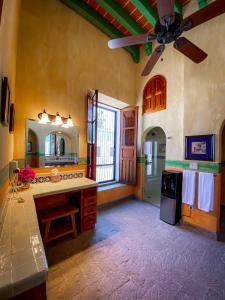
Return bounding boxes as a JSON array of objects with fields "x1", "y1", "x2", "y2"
[
  {"x1": 0, "y1": 0, "x2": 3, "y2": 23},
  {"x1": 9, "y1": 103, "x2": 15, "y2": 133},
  {"x1": 27, "y1": 141, "x2": 32, "y2": 153},
  {"x1": 1, "y1": 77, "x2": 10, "y2": 126},
  {"x1": 185, "y1": 134, "x2": 215, "y2": 161}
]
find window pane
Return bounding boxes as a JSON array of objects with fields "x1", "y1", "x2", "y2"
[
  {"x1": 96, "y1": 165, "x2": 114, "y2": 183},
  {"x1": 96, "y1": 106, "x2": 116, "y2": 183}
]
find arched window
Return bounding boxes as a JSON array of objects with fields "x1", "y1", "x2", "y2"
[{"x1": 143, "y1": 75, "x2": 166, "y2": 114}]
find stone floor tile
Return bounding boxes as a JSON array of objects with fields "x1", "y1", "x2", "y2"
[{"x1": 46, "y1": 199, "x2": 225, "y2": 300}]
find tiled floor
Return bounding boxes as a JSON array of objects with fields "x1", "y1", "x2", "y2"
[{"x1": 46, "y1": 199, "x2": 225, "y2": 300}]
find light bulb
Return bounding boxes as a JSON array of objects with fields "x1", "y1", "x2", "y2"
[
  {"x1": 67, "y1": 115, "x2": 74, "y2": 127},
  {"x1": 38, "y1": 109, "x2": 50, "y2": 124},
  {"x1": 52, "y1": 112, "x2": 62, "y2": 125}
]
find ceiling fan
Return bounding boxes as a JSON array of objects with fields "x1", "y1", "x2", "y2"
[{"x1": 108, "y1": 0, "x2": 225, "y2": 76}]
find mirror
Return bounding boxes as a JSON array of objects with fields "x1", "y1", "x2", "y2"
[{"x1": 26, "y1": 119, "x2": 79, "y2": 168}]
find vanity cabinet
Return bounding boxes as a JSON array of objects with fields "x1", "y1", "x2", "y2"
[
  {"x1": 82, "y1": 187, "x2": 97, "y2": 231},
  {"x1": 34, "y1": 186, "x2": 97, "y2": 244}
]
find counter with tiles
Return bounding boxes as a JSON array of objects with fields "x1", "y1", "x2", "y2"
[{"x1": 0, "y1": 177, "x2": 98, "y2": 299}]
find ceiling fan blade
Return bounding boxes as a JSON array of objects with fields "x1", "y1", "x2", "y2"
[
  {"x1": 182, "y1": 0, "x2": 225, "y2": 32},
  {"x1": 108, "y1": 33, "x2": 156, "y2": 49},
  {"x1": 141, "y1": 45, "x2": 165, "y2": 76},
  {"x1": 156, "y1": 0, "x2": 175, "y2": 26},
  {"x1": 174, "y1": 37, "x2": 207, "y2": 63}
]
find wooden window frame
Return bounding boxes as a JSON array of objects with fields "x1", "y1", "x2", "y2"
[{"x1": 142, "y1": 75, "x2": 166, "y2": 114}]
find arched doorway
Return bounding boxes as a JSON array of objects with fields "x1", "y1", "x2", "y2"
[
  {"x1": 143, "y1": 127, "x2": 166, "y2": 207},
  {"x1": 26, "y1": 129, "x2": 39, "y2": 168}
]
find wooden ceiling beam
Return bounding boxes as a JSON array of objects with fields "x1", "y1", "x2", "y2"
[
  {"x1": 130, "y1": 0, "x2": 158, "y2": 26},
  {"x1": 61, "y1": 0, "x2": 140, "y2": 62},
  {"x1": 130, "y1": 0, "x2": 183, "y2": 25},
  {"x1": 197, "y1": 0, "x2": 207, "y2": 9},
  {"x1": 96, "y1": 0, "x2": 153, "y2": 55},
  {"x1": 174, "y1": 0, "x2": 183, "y2": 14}
]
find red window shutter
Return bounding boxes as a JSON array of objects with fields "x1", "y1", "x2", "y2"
[
  {"x1": 142, "y1": 75, "x2": 166, "y2": 114},
  {"x1": 120, "y1": 107, "x2": 138, "y2": 185},
  {"x1": 86, "y1": 90, "x2": 98, "y2": 180}
]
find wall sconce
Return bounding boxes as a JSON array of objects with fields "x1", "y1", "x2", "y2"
[
  {"x1": 38, "y1": 109, "x2": 50, "y2": 124},
  {"x1": 52, "y1": 112, "x2": 63, "y2": 126},
  {"x1": 38, "y1": 110, "x2": 74, "y2": 127}
]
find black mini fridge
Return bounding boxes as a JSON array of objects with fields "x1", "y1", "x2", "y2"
[{"x1": 160, "y1": 170, "x2": 183, "y2": 225}]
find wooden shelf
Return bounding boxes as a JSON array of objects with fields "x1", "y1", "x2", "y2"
[
  {"x1": 39, "y1": 204, "x2": 79, "y2": 223},
  {"x1": 48, "y1": 220, "x2": 74, "y2": 242}
]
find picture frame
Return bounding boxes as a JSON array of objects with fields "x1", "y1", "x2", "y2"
[
  {"x1": 0, "y1": 0, "x2": 3, "y2": 24},
  {"x1": 1, "y1": 77, "x2": 10, "y2": 126},
  {"x1": 185, "y1": 134, "x2": 215, "y2": 161},
  {"x1": 9, "y1": 103, "x2": 15, "y2": 133}
]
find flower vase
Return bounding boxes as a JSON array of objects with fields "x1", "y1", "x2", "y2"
[{"x1": 21, "y1": 180, "x2": 30, "y2": 190}]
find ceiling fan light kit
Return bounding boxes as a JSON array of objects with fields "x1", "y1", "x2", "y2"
[{"x1": 108, "y1": 0, "x2": 225, "y2": 76}]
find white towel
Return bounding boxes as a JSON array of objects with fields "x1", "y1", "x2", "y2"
[
  {"x1": 198, "y1": 172, "x2": 214, "y2": 212},
  {"x1": 182, "y1": 170, "x2": 196, "y2": 206}
]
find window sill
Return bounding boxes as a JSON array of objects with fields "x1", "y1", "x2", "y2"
[{"x1": 98, "y1": 182, "x2": 127, "y2": 192}]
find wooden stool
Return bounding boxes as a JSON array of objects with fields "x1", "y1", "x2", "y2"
[{"x1": 39, "y1": 204, "x2": 79, "y2": 246}]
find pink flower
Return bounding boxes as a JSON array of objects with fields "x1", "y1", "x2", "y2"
[{"x1": 18, "y1": 167, "x2": 36, "y2": 182}]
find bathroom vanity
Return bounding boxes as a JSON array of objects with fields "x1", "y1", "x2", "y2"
[{"x1": 0, "y1": 177, "x2": 97, "y2": 299}]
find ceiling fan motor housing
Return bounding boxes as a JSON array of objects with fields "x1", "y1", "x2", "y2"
[{"x1": 155, "y1": 13, "x2": 183, "y2": 44}]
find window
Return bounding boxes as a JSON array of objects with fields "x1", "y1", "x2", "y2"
[
  {"x1": 86, "y1": 90, "x2": 138, "y2": 185},
  {"x1": 96, "y1": 104, "x2": 118, "y2": 183},
  {"x1": 143, "y1": 75, "x2": 166, "y2": 114}
]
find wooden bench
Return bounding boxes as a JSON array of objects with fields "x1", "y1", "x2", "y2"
[{"x1": 39, "y1": 204, "x2": 79, "y2": 246}]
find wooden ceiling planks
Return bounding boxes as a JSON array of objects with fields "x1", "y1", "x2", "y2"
[
  {"x1": 84, "y1": 0, "x2": 130, "y2": 36},
  {"x1": 84, "y1": 0, "x2": 192, "y2": 38}
]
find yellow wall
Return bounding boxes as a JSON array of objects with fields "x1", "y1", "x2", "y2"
[
  {"x1": 98, "y1": 185, "x2": 135, "y2": 206},
  {"x1": 14, "y1": 0, "x2": 136, "y2": 161},
  {"x1": 134, "y1": 3, "x2": 225, "y2": 234},
  {"x1": 136, "y1": 44, "x2": 185, "y2": 160},
  {"x1": 183, "y1": 14, "x2": 225, "y2": 161},
  {"x1": 0, "y1": 0, "x2": 21, "y2": 170},
  {"x1": 0, "y1": 0, "x2": 21, "y2": 203},
  {"x1": 135, "y1": 3, "x2": 225, "y2": 161},
  {"x1": 182, "y1": 172, "x2": 221, "y2": 234},
  {"x1": 12, "y1": 0, "x2": 225, "y2": 232}
]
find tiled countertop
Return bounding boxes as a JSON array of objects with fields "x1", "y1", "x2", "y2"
[{"x1": 0, "y1": 178, "x2": 98, "y2": 299}]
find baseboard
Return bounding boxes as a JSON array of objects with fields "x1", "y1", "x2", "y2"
[
  {"x1": 97, "y1": 195, "x2": 137, "y2": 209},
  {"x1": 180, "y1": 219, "x2": 218, "y2": 240}
]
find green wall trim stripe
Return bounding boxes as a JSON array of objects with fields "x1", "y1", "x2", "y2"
[
  {"x1": 137, "y1": 156, "x2": 145, "y2": 163},
  {"x1": 78, "y1": 157, "x2": 87, "y2": 165},
  {"x1": 26, "y1": 152, "x2": 77, "y2": 157},
  {"x1": 0, "y1": 164, "x2": 9, "y2": 190},
  {"x1": 96, "y1": 0, "x2": 152, "y2": 56},
  {"x1": 166, "y1": 160, "x2": 221, "y2": 173},
  {"x1": 137, "y1": 158, "x2": 222, "y2": 173},
  {"x1": 17, "y1": 158, "x2": 87, "y2": 167},
  {"x1": 62, "y1": 0, "x2": 140, "y2": 62},
  {"x1": 17, "y1": 159, "x2": 25, "y2": 169},
  {"x1": 166, "y1": 160, "x2": 184, "y2": 168}
]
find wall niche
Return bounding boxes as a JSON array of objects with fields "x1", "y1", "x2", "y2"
[{"x1": 142, "y1": 75, "x2": 166, "y2": 114}]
